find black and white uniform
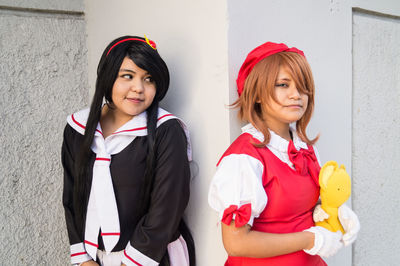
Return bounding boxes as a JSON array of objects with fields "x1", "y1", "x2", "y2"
[{"x1": 62, "y1": 107, "x2": 191, "y2": 266}]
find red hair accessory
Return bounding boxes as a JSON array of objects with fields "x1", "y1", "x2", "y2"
[
  {"x1": 106, "y1": 35, "x2": 157, "y2": 56},
  {"x1": 236, "y1": 42, "x2": 305, "y2": 96}
]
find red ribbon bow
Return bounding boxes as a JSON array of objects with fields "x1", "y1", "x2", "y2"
[
  {"x1": 221, "y1": 203, "x2": 252, "y2": 227},
  {"x1": 288, "y1": 140, "x2": 320, "y2": 186}
]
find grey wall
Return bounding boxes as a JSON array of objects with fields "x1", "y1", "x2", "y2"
[
  {"x1": 0, "y1": 1, "x2": 87, "y2": 265},
  {"x1": 352, "y1": 10, "x2": 400, "y2": 266}
]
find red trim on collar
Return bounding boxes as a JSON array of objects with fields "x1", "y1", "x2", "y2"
[
  {"x1": 113, "y1": 126, "x2": 147, "y2": 135},
  {"x1": 84, "y1": 240, "x2": 99, "y2": 248},
  {"x1": 71, "y1": 252, "x2": 87, "y2": 257},
  {"x1": 72, "y1": 113, "x2": 174, "y2": 136},
  {"x1": 71, "y1": 114, "x2": 85, "y2": 130},
  {"x1": 71, "y1": 114, "x2": 104, "y2": 136},
  {"x1": 112, "y1": 113, "x2": 174, "y2": 135},
  {"x1": 158, "y1": 113, "x2": 173, "y2": 120},
  {"x1": 124, "y1": 250, "x2": 142, "y2": 266}
]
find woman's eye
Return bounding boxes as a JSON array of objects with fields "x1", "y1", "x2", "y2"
[
  {"x1": 144, "y1": 76, "x2": 154, "y2": 83},
  {"x1": 275, "y1": 83, "x2": 288, "y2": 88},
  {"x1": 121, "y1": 74, "x2": 132, "y2": 79}
]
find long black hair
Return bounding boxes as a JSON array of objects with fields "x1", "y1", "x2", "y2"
[{"x1": 73, "y1": 36, "x2": 195, "y2": 265}]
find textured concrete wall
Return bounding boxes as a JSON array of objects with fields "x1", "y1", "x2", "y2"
[
  {"x1": 0, "y1": 0, "x2": 83, "y2": 12},
  {"x1": 0, "y1": 2, "x2": 87, "y2": 265},
  {"x1": 352, "y1": 11, "x2": 400, "y2": 266}
]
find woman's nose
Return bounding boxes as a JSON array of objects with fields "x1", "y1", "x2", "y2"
[
  {"x1": 131, "y1": 79, "x2": 144, "y2": 93},
  {"x1": 289, "y1": 85, "x2": 301, "y2": 99}
]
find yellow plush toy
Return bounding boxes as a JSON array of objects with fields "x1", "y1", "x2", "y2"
[{"x1": 316, "y1": 161, "x2": 351, "y2": 233}]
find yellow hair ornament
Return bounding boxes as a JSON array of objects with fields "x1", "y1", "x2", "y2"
[{"x1": 144, "y1": 34, "x2": 157, "y2": 50}]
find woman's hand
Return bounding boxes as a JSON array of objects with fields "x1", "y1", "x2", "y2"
[
  {"x1": 121, "y1": 264, "x2": 127, "y2": 266},
  {"x1": 81, "y1": 260, "x2": 99, "y2": 266},
  {"x1": 303, "y1": 226, "x2": 343, "y2": 258},
  {"x1": 338, "y1": 204, "x2": 360, "y2": 246},
  {"x1": 313, "y1": 203, "x2": 360, "y2": 246}
]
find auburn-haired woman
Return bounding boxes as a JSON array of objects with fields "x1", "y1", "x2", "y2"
[{"x1": 208, "y1": 42, "x2": 359, "y2": 265}]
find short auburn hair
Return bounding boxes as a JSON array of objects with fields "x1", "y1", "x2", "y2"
[{"x1": 233, "y1": 51, "x2": 318, "y2": 146}]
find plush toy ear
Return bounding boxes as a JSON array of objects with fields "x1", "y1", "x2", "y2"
[
  {"x1": 319, "y1": 161, "x2": 338, "y2": 189},
  {"x1": 340, "y1": 164, "x2": 346, "y2": 171}
]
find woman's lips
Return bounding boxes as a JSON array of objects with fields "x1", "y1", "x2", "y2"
[
  {"x1": 126, "y1": 97, "x2": 143, "y2": 103},
  {"x1": 286, "y1": 104, "x2": 302, "y2": 108}
]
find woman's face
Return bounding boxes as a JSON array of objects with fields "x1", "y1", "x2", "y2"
[
  {"x1": 110, "y1": 57, "x2": 156, "y2": 120},
  {"x1": 263, "y1": 66, "x2": 308, "y2": 128}
]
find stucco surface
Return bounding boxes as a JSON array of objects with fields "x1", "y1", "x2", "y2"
[
  {"x1": 0, "y1": 9, "x2": 87, "y2": 265},
  {"x1": 0, "y1": 0, "x2": 83, "y2": 12},
  {"x1": 352, "y1": 11, "x2": 400, "y2": 266}
]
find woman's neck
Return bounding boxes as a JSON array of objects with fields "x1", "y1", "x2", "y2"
[
  {"x1": 100, "y1": 105, "x2": 134, "y2": 138},
  {"x1": 266, "y1": 120, "x2": 292, "y2": 142}
]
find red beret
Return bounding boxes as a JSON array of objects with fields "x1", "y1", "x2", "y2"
[{"x1": 236, "y1": 42, "x2": 305, "y2": 96}]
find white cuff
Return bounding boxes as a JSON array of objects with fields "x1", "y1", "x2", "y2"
[
  {"x1": 70, "y1": 242, "x2": 92, "y2": 265},
  {"x1": 122, "y1": 241, "x2": 158, "y2": 266},
  {"x1": 303, "y1": 228, "x2": 323, "y2": 255}
]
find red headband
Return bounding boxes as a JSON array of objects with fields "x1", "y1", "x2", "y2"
[
  {"x1": 236, "y1": 42, "x2": 305, "y2": 96},
  {"x1": 106, "y1": 36, "x2": 157, "y2": 56}
]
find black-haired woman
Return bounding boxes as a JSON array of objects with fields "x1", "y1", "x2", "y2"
[{"x1": 62, "y1": 36, "x2": 195, "y2": 266}]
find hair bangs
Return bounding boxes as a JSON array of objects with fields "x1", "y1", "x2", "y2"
[{"x1": 278, "y1": 52, "x2": 313, "y2": 97}]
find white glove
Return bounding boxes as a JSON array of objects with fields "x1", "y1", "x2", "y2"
[
  {"x1": 303, "y1": 226, "x2": 343, "y2": 258},
  {"x1": 313, "y1": 204, "x2": 329, "y2": 222},
  {"x1": 338, "y1": 204, "x2": 360, "y2": 246}
]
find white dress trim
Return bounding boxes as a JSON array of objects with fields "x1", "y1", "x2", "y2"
[
  {"x1": 122, "y1": 241, "x2": 158, "y2": 266},
  {"x1": 70, "y1": 242, "x2": 91, "y2": 265},
  {"x1": 94, "y1": 235, "x2": 189, "y2": 266}
]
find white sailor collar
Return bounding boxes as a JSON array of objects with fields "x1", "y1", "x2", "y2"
[
  {"x1": 241, "y1": 123, "x2": 308, "y2": 152},
  {"x1": 67, "y1": 107, "x2": 176, "y2": 137},
  {"x1": 67, "y1": 107, "x2": 192, "y2": 161}
]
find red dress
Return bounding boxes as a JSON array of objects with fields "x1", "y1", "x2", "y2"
[{"x1": 211, "y1": 130, "x2": 326, "y2": 266}]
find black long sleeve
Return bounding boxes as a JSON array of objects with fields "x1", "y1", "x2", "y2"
[
  {"x1": 61, "y1": 124, "x2": 84, "y2": 245},
  {"x1": 129, "y1": 119, "x2": 190, "y2": 262}
]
